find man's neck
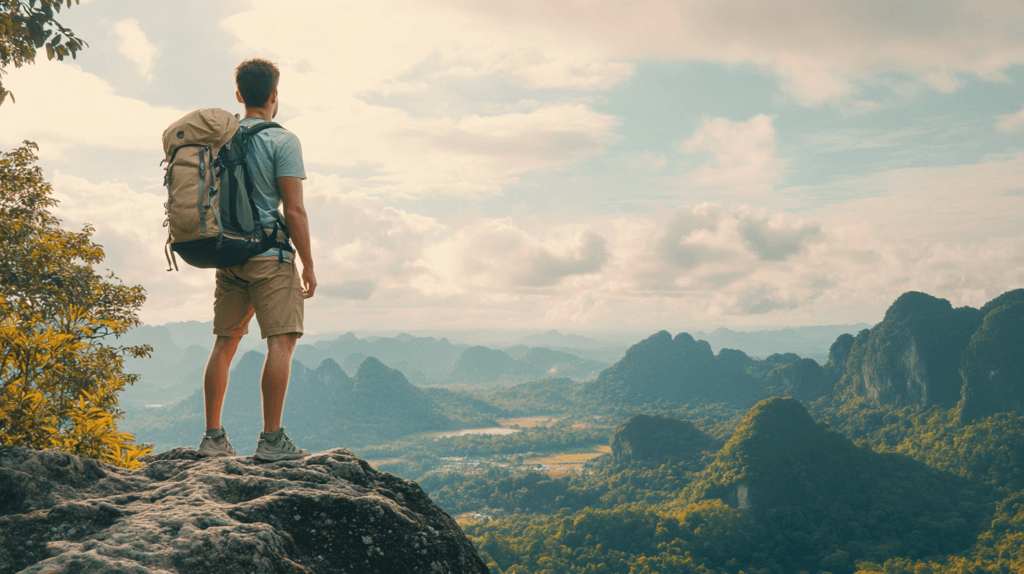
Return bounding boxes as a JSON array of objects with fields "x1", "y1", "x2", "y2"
[{"x1": 243, "y1": 107, "x2": 273, "y2": 121}]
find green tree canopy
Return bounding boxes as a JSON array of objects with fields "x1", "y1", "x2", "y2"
[
  {"x1": 1, "y1": 0, "x2": 87, "y2": 104},
  {"x1": 0, "y1": 141, "x2": 150, "y2": 468}
]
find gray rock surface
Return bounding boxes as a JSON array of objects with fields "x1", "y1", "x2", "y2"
[
  {"x1": 959, "y1": 289, "x2": 1024, "y2": 424},
  {"x1": 0, "y1": 446, "x2": 489, "y2": 573},
  {"x1": 842, "y1": 291, "x2": 982, "y2": 408}
]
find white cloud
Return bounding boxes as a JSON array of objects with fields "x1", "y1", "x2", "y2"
[
  {"x1": 626, "y1": 204, "x2": 821, "y2": 295},
  {"x1": 219, "y1": 0, "x2": 624, "y2": 197},
  {"x1": 450, "y1": 0, "x2": 1024, "y2": 107},
  {"x1": 6, "y1": 1, "x2": 1019, "y2": 335},
  {"x1": 44, "y1": 163, "x2": 1024, "y2": 332},
  {"x1": 112, "y1": 18, "x2": 158, "y2": 81},
  {"x1": 302, "y1": 172, "x2": 444, "y2": 286},
  {"x1": 284, "y1": 97, "x2": 618, "y2": 196},
  {"x1": 738, "y1": 211, "x2": 822, "y2": 262},
  {"x1": 223, "y1": 0, "x2": 633, "y2": 94},
  {"x1": 416, "y1": 219, "x2": 608, "y2": 297},
  {"x1": 0, "y1": 58, "x2": 183, "y2": 158},
  {"x1": 320, "y1": 279, "x2": 377, "y2": 301},
  {"x1": 47, "y1": 170, "x2": 446, "y2": 327},
  {"x1": 997, "y1": 105, "x2": 1024, "y2": 132},
  {"x1": 50, "y1": 172, "x2": 216, "y2": 325},
  {"x1": 612, "y1": 199, "x2": 1023, "y2": 322},
  {"x1": 680, "y1": 114, "x2": 785, "y2": 197},
  {"x1": 807, "y1": 151, "x2": 1024, "y2": 241}
]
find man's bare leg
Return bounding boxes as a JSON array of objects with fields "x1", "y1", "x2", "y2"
[
  {"x1": 204, "y1": 335, "x2": 242, "y2": 431},
  {"x1": 261, "y1": 333, "x2": 299, "y2": 433}
]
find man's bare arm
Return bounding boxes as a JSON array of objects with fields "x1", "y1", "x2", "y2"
[{"x1": 279, "y1": 176, "x2": 316, "y2": 298}]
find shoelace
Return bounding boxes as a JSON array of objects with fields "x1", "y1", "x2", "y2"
[{"x1": 266, "y1": 432, "x2": 296, "y2": 452}]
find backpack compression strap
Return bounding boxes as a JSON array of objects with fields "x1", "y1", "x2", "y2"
[{"x1": 223, "y1": 121, "x2": 289, "y2": 237}]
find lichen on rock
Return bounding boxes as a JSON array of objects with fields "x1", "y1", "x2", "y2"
[{"x1": 0, "y1": 446, "x2": 489, "y2": 573}]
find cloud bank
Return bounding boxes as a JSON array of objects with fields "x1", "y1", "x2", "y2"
[{"x1": 46, "y1": 166, "x2": 1023, "y2": 332}]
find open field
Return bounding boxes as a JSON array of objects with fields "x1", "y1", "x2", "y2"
[
  {"x1": 525, "y1": 445, "x2": 611, "y2": 477},
  {"x1": 497, "y1": 416, "x2": 559, "y2": 428}
]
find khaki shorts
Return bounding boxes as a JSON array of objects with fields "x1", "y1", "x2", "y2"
[{"x1": 213, "y1": 258, "x2": 304, "y2": 339}]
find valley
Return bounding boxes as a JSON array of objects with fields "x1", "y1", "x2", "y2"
[{"x1": 115, "y1": 288, "x2": 1024, "y2": 574}]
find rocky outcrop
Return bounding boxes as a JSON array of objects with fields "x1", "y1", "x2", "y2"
[
  {"x1": 842, "y1": 292, "x2": 982, "y2": 408},
  {"x1": 959, "y1": 289, "x2": 1024, "y2": 424},
  {"x1": 610, "y1": 414, "x2": 713, "y2": 467},
  {"x1": 0, "y1": 446, "x2": 489, "y2": 574},
  {"x1": 585, "y1": 331, "x2": 738, "y2": 405},
  {"x1": 823, "y1": 333, "x2": 855, "y2": 385},
  {"x1": 584, "y1": 331, "x2": 838, "y2": 407}
]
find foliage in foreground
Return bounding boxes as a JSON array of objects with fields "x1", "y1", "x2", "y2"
[
  {"x1": 0, "y1": 142, "x2": 151, "y2": 468},
  {"x1": 0, "y1": 0, "x2": 88, "y2": 105}
]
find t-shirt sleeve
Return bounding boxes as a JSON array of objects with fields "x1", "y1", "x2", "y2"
[{"x1": 274, "y1": 133, "x2": 306, "y2": 180}]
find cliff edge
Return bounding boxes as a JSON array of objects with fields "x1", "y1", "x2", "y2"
[{"x1": 0, "y1": 446, "x2": 489, "y2": 574}]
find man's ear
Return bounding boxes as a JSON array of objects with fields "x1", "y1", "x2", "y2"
[
  {"x1": 269, "y1": 88, "x2": 278, "y2": 105},
  {"x1": 236, "y1": 90, "x2": 244, "y2": 104}
]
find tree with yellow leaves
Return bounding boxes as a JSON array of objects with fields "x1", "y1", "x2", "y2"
[{"x1": 0, "y1": 141, "x2": 151, "y2": 468}]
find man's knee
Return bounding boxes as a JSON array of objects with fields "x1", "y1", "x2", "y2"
[
  {"x1": 207, "y1": 336, "x2": 241, "y2": 373},
  {"x1": 212, "y1": 335, "x2": 242, "y2": 353},
  {"x1": 266, "y1": 332, "x2": 299, "y2": 353}
]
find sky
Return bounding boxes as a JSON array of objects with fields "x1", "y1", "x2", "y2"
[{"x1": 1, "y1": 0, "x2": 1022, "y2": 336}]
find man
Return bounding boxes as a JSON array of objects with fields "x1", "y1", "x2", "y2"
[{"x1": 196, "y1": 59, "x2": 317, "y2": 461}]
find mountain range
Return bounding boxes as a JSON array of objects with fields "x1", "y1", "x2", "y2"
[
  {"x1": 579, "y1": 288, "x2": 1023, "y2": 423},
  {"x1": 118, "y1": 287, "x2": 1023, "y2": 457},
  {"x1": 582, "y1": 331, "x2": 835, "y2": 407},
  {"x1": 117, "y1": 328, "x2": 612, "y2": 410},
  {"x1": 124, "y1": 353, "x2": 454, "y2": 454}
]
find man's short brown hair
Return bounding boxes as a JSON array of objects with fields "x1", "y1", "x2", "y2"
[{"x1": 235, "y1": 59, "x2": 280, "y2": 108}]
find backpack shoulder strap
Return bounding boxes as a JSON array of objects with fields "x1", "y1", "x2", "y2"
[{"x1": 241, "y1": 121, "x2": 286, "y2": 137}]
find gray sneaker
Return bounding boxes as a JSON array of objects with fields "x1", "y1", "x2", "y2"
[
  {"x1": 197, "y1": 426, "x2": 236, "y2": 457},
  {"x1": 253, "y1": 427, "x2": 310, "y2": 462}
]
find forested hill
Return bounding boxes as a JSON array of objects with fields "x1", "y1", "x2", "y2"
[
  {"x1": 693, "y1": 398, "x2": 980, "y2": 569},
  {"x1": 610, "y1": 413, "x2": 713, "y2": 467}
]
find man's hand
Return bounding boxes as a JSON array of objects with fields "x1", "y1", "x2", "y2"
[{"x1": 300, "y1": 265, "x2": 316, "y2": 298}]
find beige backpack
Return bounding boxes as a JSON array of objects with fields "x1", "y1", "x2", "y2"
[{"x1": 161, "y1": 109, "x2": 290, "y2": 270}]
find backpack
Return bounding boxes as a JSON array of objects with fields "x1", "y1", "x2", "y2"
[{"x1": 161, "y1": 108, "x2": 292, "y2": 270}]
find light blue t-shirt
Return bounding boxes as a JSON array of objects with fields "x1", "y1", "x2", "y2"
[{"x1": 239, "y1": 118, "x2": 306, "y2": 260}]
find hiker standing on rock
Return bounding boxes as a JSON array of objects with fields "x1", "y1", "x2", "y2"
[{"x1": 194, "y1": 59, "x2": 317, "y2": 461}]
